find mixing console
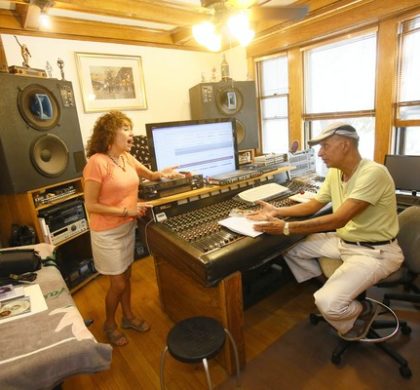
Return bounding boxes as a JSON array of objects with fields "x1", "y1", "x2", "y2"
[
  {"x1": 160, "y1": 188, "x2": 298, "y2": 253},
  {"x1": 148, "y1": 176, "x2": 331, "y2": 286}
]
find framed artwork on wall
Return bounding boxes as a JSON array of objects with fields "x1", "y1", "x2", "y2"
[{"x1": 75, "y1": 52, "x2": 147, "y2": 113}]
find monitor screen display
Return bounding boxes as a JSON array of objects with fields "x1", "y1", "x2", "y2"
[
  {"x1": 146, "y1": 118, "x2": 239, "y2": 178},
  {"x1": 384, "y1": 154, "x2": 420, "y2": 193}
]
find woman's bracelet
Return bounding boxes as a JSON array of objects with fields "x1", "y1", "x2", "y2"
[{"x1": 122, "y1": 207, "x2": 128, "y2": 217}]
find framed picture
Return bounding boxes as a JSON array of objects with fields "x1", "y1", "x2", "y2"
[{"x1": 75, "y1": 52, "x2": 147, "y2": 112}]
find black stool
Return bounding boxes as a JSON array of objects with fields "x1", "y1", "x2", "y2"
[{"x1": 160, "y1": 316, "x2": 241, "y2": 389}]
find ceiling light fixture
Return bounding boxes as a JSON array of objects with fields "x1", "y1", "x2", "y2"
[
  {"x1": 192, "y1": 6, "x2": 255, "y2": 52},
  {"x1": 30, "y1": 0, "x2": 55, "y2": 29}
]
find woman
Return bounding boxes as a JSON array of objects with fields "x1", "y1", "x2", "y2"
[{"x1": 83, "y1": 111, "x2": 180, "y2": 346}]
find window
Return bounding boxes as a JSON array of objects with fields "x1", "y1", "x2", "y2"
[
  {"x1": 394, "y1": 126, "x2": 420, "y2": 155},
  {"x1": 308, "y1": 118, "x2": 375, "y2": 176},
  {"x1": 398, "y1": 17, "x2": 420, "y2": 120},
  {"x1": 395, "y1": 16, "x2": 420, "y2": 155},
  {"x1": 303, "y1": 33, "x2": 377, "y2": 174},
  {"x1": 257, "y1": 55, "x2": 289, "y2": 153}
]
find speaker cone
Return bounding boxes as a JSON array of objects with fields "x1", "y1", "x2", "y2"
[
  {"x1": 18, "y1": 84, "x2": 60, "y2": 130},
  {"x1": 215, "y1": 86, "x2": 244, "y2": 115},
  {"x1": 31, "y1": 134, "x2": 69, "y2": 177},
  {"x1": 235, "y1": 119, "x2": 245, "y2": 144}
]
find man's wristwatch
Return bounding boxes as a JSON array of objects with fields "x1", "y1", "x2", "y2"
[{"x1": 283, "y1": 222, "x2": 290, "y2": 236}]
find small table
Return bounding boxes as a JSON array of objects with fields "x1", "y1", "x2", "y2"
[{"x1": 0, "y1": 246, "x2": 112, "y2": 389}]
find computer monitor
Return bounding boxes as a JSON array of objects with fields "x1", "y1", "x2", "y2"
[
  {"x1": 384, "y1": 154, "x2": 420, "y2": 195},
  {"x1": 146, "y1": 118, "x2": 239, "y2": 178}
]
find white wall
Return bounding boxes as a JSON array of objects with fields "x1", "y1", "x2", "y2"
[{"x1": 1, "y1": 34, "x2": 248, "y2": 145}]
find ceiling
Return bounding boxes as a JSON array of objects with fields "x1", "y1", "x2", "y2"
[{"x1": 0, "y1": 0, "x2": 318, "y2": 51}]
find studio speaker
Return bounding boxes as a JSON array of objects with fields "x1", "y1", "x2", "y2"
[
  {"x1": 189, "y1": 80, "x2": 259, "y2": 150},
  {"x1": 0, "y1": 73, "x2": 86, "y2": 194}
]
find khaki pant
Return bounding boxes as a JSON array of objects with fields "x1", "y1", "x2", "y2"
[{"x1": 283, "y1": 232, "x2": 404, "y2": 334}]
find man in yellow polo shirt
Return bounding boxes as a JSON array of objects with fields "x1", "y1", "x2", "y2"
[{"x1": 248, "y1": 122, "x2": 404, "y2": 340}]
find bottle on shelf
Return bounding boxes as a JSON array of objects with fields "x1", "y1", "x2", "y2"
[{"x1": 221, "y1": 54, "x2": 230, "y2": 81}]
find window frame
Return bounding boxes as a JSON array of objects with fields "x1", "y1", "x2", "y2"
[
  {"x1": 255, "y1": 53, "x2": 290, "y2": 154},
  {"x1": 302, "y1": 31, "x2": 377, "y2": 149}
]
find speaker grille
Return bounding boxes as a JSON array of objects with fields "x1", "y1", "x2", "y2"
[{"x1": 31, "y1": 134, "x2": 69, "y2": 177}]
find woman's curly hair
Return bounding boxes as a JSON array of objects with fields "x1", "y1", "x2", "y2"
[{"x1": 86, "y1": 111, "x2": 133, "y2": 157}]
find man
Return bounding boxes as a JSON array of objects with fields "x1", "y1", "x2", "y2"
[{"x1": 249, "y1": 122, "x2": 404, "y2": 340}]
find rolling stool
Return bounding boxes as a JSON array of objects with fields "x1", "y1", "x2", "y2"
[
  {"x1": 160, "y1": 316, "x2": 241, "y2": 389},
  {"x1": 309, "y1": 257, "x2": 412, "y2": 378}
]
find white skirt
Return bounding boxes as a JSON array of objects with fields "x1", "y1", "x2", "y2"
[{"x1": 90, "y1": 221, "x2": 136, "y2": 275}]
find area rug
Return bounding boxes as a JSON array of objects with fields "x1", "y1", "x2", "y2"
[{"x1": 218, "y1": 310, "x2": 419, "y2": 390}]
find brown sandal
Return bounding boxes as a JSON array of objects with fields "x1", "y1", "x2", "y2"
[
  {"x1": 104, "y1": 324, "x2": 128, "y2": 346},
  {"x1": 121, "y1": 317, "x2": 151, "y2": 333}
]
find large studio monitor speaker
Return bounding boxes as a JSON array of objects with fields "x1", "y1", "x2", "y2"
[
  {"x1": 0, "y1": 73, "x2": 86, "y2": 194},
  {"x1": 189, "y1": 80, "x2": 259, "y2": 150}
]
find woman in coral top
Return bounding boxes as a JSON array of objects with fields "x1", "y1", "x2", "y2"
[{"x1": 83, "y1": 111, "x2": 180, "y2": 346}]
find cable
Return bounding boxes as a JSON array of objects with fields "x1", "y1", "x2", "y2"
[{"x1": 143, "y1": 217, "x2": 155, "y2": 257}]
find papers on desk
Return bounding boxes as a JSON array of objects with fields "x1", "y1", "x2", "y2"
[
  {"x1": 218, "y1": 216, "x2": 264, "y2": 238},
  {"x1": 289, "y1": 191, "x2": 317, "y2": 203},
  {"x1": 0, "y1": 284, "x2": 47, "y2": 324}
]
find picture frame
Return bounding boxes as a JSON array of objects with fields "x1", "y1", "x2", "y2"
[{"x1": 75, "y1": 52, "x2": 147, "y2": 112}]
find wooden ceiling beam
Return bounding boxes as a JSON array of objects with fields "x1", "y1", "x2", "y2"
[
  {"x1": 248, "y1": 0, "x2": 420, "y2": 57},
  {"x1": 54, "y1": 0, "x2": 208, "y2": 26},
  {"x1": 15, "y1": 3, "x2": 41, "y2": 30},
  {"x1": 171, "y1": 26, "x2": 194, "y2": 45},
  {"x1": 0, "y1": 11, "x2": 184, "y2": 48}
]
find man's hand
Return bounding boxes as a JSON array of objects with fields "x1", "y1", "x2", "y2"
[
  {"x1": 246, "y1": 200, "x2": 278, "y2": 221},
  {"x1": 253, "y1": 219, "x2": 286, "y2": 235}
]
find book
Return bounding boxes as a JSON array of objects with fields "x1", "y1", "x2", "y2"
[{"x1": 0, "y1": 284, "x2": 25, "y2": 303}]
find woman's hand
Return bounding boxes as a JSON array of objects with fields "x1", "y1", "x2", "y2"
[
  {"x1": 126, "y1": 202, "x2": 152, "y2": 218},
  {"x1": 136, "y1": 202, "x2": 152, "y2": 217},
  {"x1": 246, "y1": 200, "x2": 278, "y2": 221},
  {"x1": 160, "y1": 166, "x2": 184, "y2": 180}
]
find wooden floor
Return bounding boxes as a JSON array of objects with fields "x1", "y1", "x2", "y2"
[{"x1": 63, "y1": 256, "x2": 417, "y2": 389}]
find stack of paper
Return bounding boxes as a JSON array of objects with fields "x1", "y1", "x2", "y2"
[{"x1": 218, "y1": 216, "x2": 263, "y2": 238}]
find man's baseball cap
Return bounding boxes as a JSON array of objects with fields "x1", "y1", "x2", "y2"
[{"x1": 308, "y1": 122, "x2": 359, "y2": 146}]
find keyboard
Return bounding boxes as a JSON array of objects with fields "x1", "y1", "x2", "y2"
[{"x1": 236, "y1": 183, "x2": 290, "y2": 203}]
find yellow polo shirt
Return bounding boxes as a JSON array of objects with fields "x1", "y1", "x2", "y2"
[{"x1": 315, "y1": 159, "x2": 399, "y2": 242}]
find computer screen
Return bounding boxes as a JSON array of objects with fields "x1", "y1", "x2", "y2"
[
  {"x1": 384, "y1": 154, "x2": 420, "y2": 194},
  {"x1": 146, "y1": 118, "x2": 239, "y2": 178}
]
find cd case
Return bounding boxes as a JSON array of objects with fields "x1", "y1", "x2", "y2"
[
  {"x1": 0, "y1": 284, "x2": 47, "y2": 324},
  {"x1": 0, "y1": 284, "x2": 25, "y2": 303},
  {"x1": 0, "y1": 296, "x2": 31, "y2": 319}
]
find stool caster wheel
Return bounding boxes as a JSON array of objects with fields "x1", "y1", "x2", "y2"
[
  {"x1": 309, "y1": 313, "x2": 320, "y2": 325},
  {"x1": 331, "y1": 354, "x2": 341, "y2": 365},
  {"x1": 400, "y1": 324, "x2": 411, "y2": 335},
  {"x1": 399, "y1": 365, "x2": 412, "y2": 378}
]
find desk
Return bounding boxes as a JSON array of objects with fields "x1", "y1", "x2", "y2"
[
  {"x1": 145, "y1": 169, "x2": 312, "y2": 374},
  {"x1": 0, "y1": 264, "x2": 112, "y2": 389}
]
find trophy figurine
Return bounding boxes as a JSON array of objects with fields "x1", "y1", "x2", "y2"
[
  {"x1": 8, "y1": 36, "x2": 47, "y2": 77},
  {"x1": 14, "y1": 36, "x2": 31, "y2": 68},
  {"x1": 45, "y1": 61, "x2": 53, "y2": 78},
  {"x1": 57, "y1": 58, "x2": 65, "y2": 80}
]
